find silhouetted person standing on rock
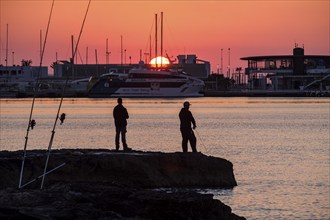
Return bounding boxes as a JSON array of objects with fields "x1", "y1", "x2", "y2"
[
  {"x1": 113, "y1": 98, "x2": 131, "y2": 151},
  {"x1": 179, "y1": 101, "x2": 197, "y2": 152}
]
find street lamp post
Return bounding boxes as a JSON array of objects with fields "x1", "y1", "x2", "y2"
[{"x1": 124, "y1": 49, "x2": 127, "y2": 64}]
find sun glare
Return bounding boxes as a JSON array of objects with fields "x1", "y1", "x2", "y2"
[{"x1": 149, "y1": 56, "x2": 170, "y2": 67}]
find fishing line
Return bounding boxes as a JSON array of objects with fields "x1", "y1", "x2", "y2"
[
  {"x1": 40, "y1": 0, "x2": 92, "y2": 189},
  {"x1": 19, "y1": 0, "x2": 55, "y2": 189},
  {"x1": 195, "y1": 128, "x2": 208, "y2": 154}
]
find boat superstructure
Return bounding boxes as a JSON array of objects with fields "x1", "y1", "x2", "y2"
[{"x1": 88, "y1": 68, "x2": 205, "y2": 97}]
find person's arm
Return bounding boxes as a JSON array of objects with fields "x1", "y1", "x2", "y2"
[
  {"x1": 179, "y1": 109, "x2": 183, "y2": 120},
  {"x1": 190, "y1": 112, "x2": 196, "y2": 129},
  {"x1": 125, "y1": 108, "x2": 129, "y2": 119}
]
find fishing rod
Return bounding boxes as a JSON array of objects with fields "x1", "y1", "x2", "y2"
[
  {"x1": 19, "y1": 0, "x2": 55, "y2": 189},
  {"x1": 20, "y1": 162, "x2": 66, "y2": 189},
  {"x1": 40, "y1": 0, "x2": 92, "y2": 189}
]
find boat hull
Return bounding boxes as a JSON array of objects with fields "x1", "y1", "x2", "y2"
[{"x1": 88, "y1": 79, "x2": 204, "y2": 98}]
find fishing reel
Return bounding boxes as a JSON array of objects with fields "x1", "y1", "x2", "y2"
[
  {"x1": 59, "y1": 113, "x2": 66, "y2": 125},
  {"x1": 30, "y1": 119, "x2": 36, "y2": 130}
]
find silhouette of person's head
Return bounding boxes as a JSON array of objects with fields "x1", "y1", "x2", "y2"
[
  {"x1": 183, "y1": 101, "x2": 190, "y2": 109},
  {"x1": 117, "y1": 98, "x2": 123, "y2": 104}
]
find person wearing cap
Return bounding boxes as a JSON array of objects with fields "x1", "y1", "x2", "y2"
[
  {"x1": 179, "y1": 101, "x2": 197, "y2": 152},
  {"x1": 113, "y1": 98, "x2": 131, "y2": 151}
]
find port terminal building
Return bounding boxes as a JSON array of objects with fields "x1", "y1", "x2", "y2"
[{"x1": 241, "y1": 47, "x2": 330, "y2": 91}]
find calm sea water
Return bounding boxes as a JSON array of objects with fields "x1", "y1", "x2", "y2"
[{"x1": 0, "y1": 97, "x2": 329, "y2": 219}]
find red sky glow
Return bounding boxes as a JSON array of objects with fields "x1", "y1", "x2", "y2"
[{"x1": 1, "y1": 0, "x2": 329, "y2": 74}]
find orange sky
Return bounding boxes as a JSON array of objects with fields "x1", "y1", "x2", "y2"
[{"x1": 1, "y1": 0, "x2": 329, "y2": 74}]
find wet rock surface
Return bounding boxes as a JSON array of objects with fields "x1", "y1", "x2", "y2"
[{"x1": 0, "y1": 149, "x2": 244, "y2": 219}]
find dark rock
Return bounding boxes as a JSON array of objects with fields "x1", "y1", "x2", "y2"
[
  {"x1": 0, "y1": 149, "x2": 245, "y2": 219},
  {"x1": 0, "y1": 183, "x2": 245, "y2": 219},
  {"x1": 0, "y1": 149, "x2": 237, "y2": 189}
]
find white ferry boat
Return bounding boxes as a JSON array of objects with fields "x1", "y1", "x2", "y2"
[{"x1": 88, "y1": 68, "x2": 205, "y2": 97}]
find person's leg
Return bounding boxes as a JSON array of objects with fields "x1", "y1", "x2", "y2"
[
  {"x1": 115, "y1": 128, "x2": 120, "y2": 150},
  {"x1": 121, "y1": 126, "x2": 128, "y2": 150},
  {"x1": 181, "y1": 129, "x2": 188, "y2": 152},
  {"x1": 189, "y1": 130, "x2": 197, "y2": 152}
]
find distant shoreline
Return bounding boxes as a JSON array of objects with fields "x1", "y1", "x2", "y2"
[
  {"x1": 1, "y1": 90, "x2": 329, "y2": 98},
  {"x1": 1, "y1": 88, "x2": 330, "y2": 98},
  {"x1": 204, "y1": 89, "x2": 330, "y2": 97}
]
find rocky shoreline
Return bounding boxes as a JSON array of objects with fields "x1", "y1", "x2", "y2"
[{"x1": 0, "y1": 149, "x2": 245, "y2": 219}]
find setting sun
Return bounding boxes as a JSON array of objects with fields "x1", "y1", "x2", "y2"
[{"x1": 149, "y1": 56, "x2": 170, "y2": 68}]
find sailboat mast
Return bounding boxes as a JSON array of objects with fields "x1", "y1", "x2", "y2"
[
  {"x1": 149, "y1": 34, "x2": 152, "y2": 63},
  {"x1": 95, "y1": 49, "x2": 98, "y2": 64},
  {"x1": 221, "y1": 48, "x2": 223, "y2": 75},
  {"x1": 121, "y1": 35, "x2": 123, "y2": 66},
  {"x1": 71, "y1": 35, "x2": 74, "y2": 63},
  {"x1": 155, "y1": 13, "x2": 158, "y2": 68},
  {"x1": 6, "y1": 24, "x2": 8, "y2": 67},
  {"x1": 86, "y1": 47, "x2": 88, "y2": 64},
  {"x1": 228, "y1": 48, "x2": 231, "y2": 78},
  {"x1": 161, "y1": 12, "x2": 163, "y2": 67},
  {"x1": 40, "y1": 30, "x2": 42, "y2": 62},
  {"x1": 71, "y1": 35, "x2": 74, "y2": 79},
  {"x1": 106, "y1": 38, "x2": 109, "y2": 65}
]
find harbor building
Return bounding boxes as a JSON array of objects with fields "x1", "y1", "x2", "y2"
[
  {"x1": 0, "y1": 64, "x2": 49, "y2": 97},
  {"x1": 53, "y1": 54, "x2": 210, "y2": 80},
  {"x1": 0, "y1": 65, "x2": 48, "y2": 83},
  {"x1": 241, "y1": 47, "x2": 330, "y2": 92}
]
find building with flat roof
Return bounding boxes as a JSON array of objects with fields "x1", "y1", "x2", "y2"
[
  {"x1": 0, "y1": 65, "x2": 48, "y2": 83},
  {"x1": 241, "y1": 47, "x2": 330, "y2": 91}
]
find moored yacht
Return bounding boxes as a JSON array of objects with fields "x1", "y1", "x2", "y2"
[{"x1": 88, "y1": 68, "x2": 205, "y2": 97}]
